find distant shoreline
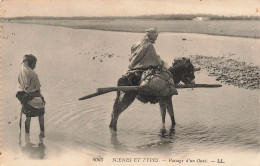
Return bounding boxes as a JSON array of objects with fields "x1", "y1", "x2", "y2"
[
  {"x1": 2, "y1": 14, "x2": 260, "y2": 20},
  {"x1": 3, "y1": 18, "x2": 260, "y2": 39},
  {"x1": 4, "y1": 22, "x2": 259, "y2": 40}
]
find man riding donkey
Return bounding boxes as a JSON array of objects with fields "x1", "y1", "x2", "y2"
[
  {"x1": 109, "y1": 28, "x2": 178, "y2": 131},
  {"x1": 126, "y1": 28, "x2": 173, "y2": 87},
  {"x1": 79, "y1": 28, "x2": 218, "y2": 131},
  {"x1": 16, "y1": 54, "x2": 46, "y2": 139}
]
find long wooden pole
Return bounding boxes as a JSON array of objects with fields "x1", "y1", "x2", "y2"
[
  {"x1": 78, "y1": 84, "x2": 222, "y2": 100},
  {"x1": 175, "y1": 84, "x2": 222, "y2": 88}
]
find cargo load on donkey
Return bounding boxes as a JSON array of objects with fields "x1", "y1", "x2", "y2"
[
  {"x1": 135, "y1": 66, "x2": 178, "y2": 104},
  {"x1": 140, "y1": 66, "x2": 178, "y2": 96}
]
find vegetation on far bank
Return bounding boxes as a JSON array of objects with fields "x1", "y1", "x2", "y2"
[{"x1": 2, "y1": 14, "x2": 260, "y2": 21}]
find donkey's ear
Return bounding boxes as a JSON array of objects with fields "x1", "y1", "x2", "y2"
[{"x1": 187, "y1": 59, "x2": 191, "y2": 62}]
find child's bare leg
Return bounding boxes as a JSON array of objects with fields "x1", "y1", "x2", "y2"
[
  {"x1": 39, "y1": 115, "x2": 45, "y2": 137},
  {"x1": 39, "y1": 115, "x2": 44, "y2": 132},
  {"x1": 25, "y1": 117, "x2": 31, "y2": 133}
]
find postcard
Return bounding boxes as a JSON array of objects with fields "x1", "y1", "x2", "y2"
[{"x1": 0, "y1": 0, "x2": 259, "y2": 166}]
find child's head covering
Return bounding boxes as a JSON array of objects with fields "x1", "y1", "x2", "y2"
[{"x1": 23, "y1": 54, "x2": 37, "y2": 63}]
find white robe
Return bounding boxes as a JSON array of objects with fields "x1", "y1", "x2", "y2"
[{"x1": 17, "y1": 62, "x2": 45, "y2": 108}]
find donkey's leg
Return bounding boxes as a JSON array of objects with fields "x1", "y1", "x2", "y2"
[
  {"x1": 110, "y1": 74, "x2": 137, "y2": 131},
  {"x1": 109, "y1": 76, "x2": 131, "y2": 128},
  {"x1": 159, "y1": 100, "x2": 167, "y2": 124},
  {"x1": 166, "y1": 97, "x2": 176, "y2": 127},
  {"x1": 159, "y1": 99, "x2": 167, "y2": 133},
  {"x1": 109, "y1": 91, "x2": 121, "y2": 128},
  {"x1": 110, "y1": 92, "x2": 136, "y2": 131}
]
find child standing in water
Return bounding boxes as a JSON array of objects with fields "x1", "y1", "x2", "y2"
[{"x1": 16, "y1": 54, "x2": 45, "y2": 137}]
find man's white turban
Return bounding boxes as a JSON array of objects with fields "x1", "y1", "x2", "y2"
[{"x1": 145, "y1": 28, "x2": 159, "y2": 35}]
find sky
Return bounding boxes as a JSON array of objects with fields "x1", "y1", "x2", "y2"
[{"x1": 1, "y1": 0, "x2": 260, "y2": 17}]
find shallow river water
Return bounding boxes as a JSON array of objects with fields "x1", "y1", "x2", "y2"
[{"x1": 1, "y1": 23, "x2": 259, "y2": 165}]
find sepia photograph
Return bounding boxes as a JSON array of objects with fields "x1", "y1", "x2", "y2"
[{"x1": 0, "y1": 0, "x2": 259, "y2": 165}]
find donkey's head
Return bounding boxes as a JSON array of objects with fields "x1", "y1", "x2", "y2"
[{"x1": 168, "y1": 57, "x2": 195, "y2": 84}]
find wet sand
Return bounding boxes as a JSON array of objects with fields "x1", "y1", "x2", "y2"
[{"x1": 1, "y1": 23, "x2": 260, "y2": 166}]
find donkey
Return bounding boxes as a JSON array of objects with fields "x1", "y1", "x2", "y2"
[{"x1": 109, "y1": 57, "x2": 195, "y2": 131}]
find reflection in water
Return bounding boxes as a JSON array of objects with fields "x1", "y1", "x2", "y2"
[
  {"x1": 160, "y1": 127, "x2": 175, "y2": 154},
  {"x1": 135, "y1": 126, "x2": 176, "y2": 154},
  {"x1": 110, "y1": 126, "x2": 177, "y2": 154},
  {"x1": 110, "y1": 129, "x2": 129, "y2": 152},
  {"x1": 20, "y1": 134, "x2": 46, "y2": 159},
  {"x1": 161, "y1": 126, "x2": 176, "y2": 138},
  {"x1": 160, "y1": 124, "x2": 176, "y2": 138}
]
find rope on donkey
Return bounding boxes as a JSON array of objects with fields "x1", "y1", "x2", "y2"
[{"x1": 140, "y1": 67, "x2": 176, "y2": 96}]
